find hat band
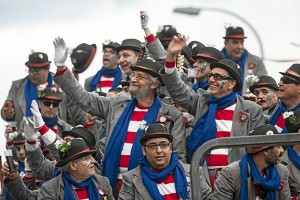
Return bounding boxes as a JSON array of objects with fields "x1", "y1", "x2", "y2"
[
  {"x1": 225, "y1": 35, "x2": 246, "y2": 39},
  {"x1": 195, "y1": 54, "x2": 219, "y2": 62},
  {"x1": 26, "y1": 61, "x2": 51, "y2": 68}
]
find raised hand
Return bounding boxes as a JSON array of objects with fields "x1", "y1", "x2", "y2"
[
  {"x1": 30, "y1": 100, "x2": 45, "y2": 129},
  {"x1": 140, "y1": 11, "x2": 149, "y2": 30},
  {"x1": 166, "y1": 35, "x2": 187, "y2": 62},
  {"x1": 23, "y1": 116, "x2": 38, "y2": 142},
  {"x1": 53, "y1": 37, "x2": 69, "y2": 68}
]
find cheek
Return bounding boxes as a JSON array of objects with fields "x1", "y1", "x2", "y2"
[{"x1": 82, "y1": 159, "x2": 91, "y2": 167}]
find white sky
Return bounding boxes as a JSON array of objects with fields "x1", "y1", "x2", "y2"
[{"x1": 0, "y1": 0, "x2": 300, "y2": 154}]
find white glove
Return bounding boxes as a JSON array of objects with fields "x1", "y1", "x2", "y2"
[
  {"x1": 23, "y1": 116, "x2": 38, "y2": 142},
  {"x1": 53, "y1": 37, "x2": 69, "y2": 68},
  {"x1": 140, "y1": 11, "x2": 149, "y2": 30},
  {"x1": 30, "y1": 100, "x2": 45, "y2": 129},
  {"x1": 24, "y1": 158, "x2": 32, "y2": 172}
]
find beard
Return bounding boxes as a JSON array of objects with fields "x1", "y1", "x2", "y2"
[{"x1": 129, "y1": 85, "x2": 152, "y2": 98}]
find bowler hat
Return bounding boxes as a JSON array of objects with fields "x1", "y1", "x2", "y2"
[
  {"x1": 192, "y1": 47, "x2": 225, "y2": 63},
  {"x1": 38, "y1": 87, "x2": 62, "y2": 101},
  {"x1": 223, "y1": 26, "x2": 247, "y2": 39},
  {"x1": 102, "y1": 41, "x2": 120, "y2": 50},
  {"x1": 25, "y1": 52, "x2": 51, "y2": 68},
  {"x1": 285, "y1": 110, "x2": 300, "y2": 133},
  {"x1": 210, "y1": 59, "x2": 243, "y2": 91},
  {"x1": 62, "y1": 126, "x2": 96, "y2": 147},
  {"x1": 115, "y1": 39, "x2": 143, "y2": 53},
  {"x1": 156, "y1": 25, "x2": 178, "y2": 49},
  {"x1": 249, "y1": 76, "x2": 279, "y2": 93},
  {"x1": 130, "y1": 58, "x2": 164, "y2": 85},
  {"x1": 139, "y1": 123, "x2": 173, "y2": 145},
  {"x1": 71, "y1": 43, "x2": 97, "y2": 74},
  {"x1": 279, "y1": 64, "x2": 300, "y2": 83},
  {"x1": 247, "y1": 124, "x2": 279, "y2": 153},
  {"x1": 13, "y1": 133, "x2": 26, "y2": 146},
  {"x1": 188, "y1": 41, "x2": 206, "y2": 56},
  {"x1": 181, "y1": 46, "x2": 195, "y2": 66},
  {"x1": 56, "y1": 138, "x2": 95, "y2": 167}
]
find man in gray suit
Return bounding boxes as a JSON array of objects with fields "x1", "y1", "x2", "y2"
[
  {"x1": 119, "y1": 123, "x2": 212, "y2": 200},
  {"x1": 52, "y1": 37, "x2": 186, "y2": 197},
  {"x1": 213, "y1": 124, "x2": 290, "y2": 200},
  {"x1": 160, "y1": 34, "x2": 264, "y2": 188}
]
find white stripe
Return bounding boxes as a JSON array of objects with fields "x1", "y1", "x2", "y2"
[
  {"x1": 128, "y1": 121, "x2": 142, "y2": 132},
  {"x1": 216, "y1": 120, "x2": 233, "y2": 132},
  {"x1": 223, "y1": 103, "x2": 236, "y2": 110},
  {"x1": 100, "y1": 76, "x2": 115, "y2": 81},
  {"x1": 121, "y1": 143, "x2": 133, "y2": 155},
  {"x1": 41, "y1": 129, "x2": 57, "y2": 146},
  {"x1": 274, "y1": 124, "x2": 283, "y2": 132},
  {"x1": 134, "y1": 106, "x2": 149, "y2": 112},
  {"x1": 210, "y1": 148, "x2": 229, "y2": 155},
  {"x1": 157, "y1": 182, "x2": 176, "y2": 195},
  {"x1": 100, "y1": 87, "x2": 110, "y2": 93}
]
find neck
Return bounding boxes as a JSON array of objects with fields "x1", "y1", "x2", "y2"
[
  {"x1": 69, "y1": 171, "x2": 88, "y2": 183},
  {"x1": 199, "y1": 76, "x2": 208, "y2": 83},
  {"x1": 251, "y1": 154, "x2": 269, "y2": 176},
  {"x1": 282, "y1": 98, "x2": 300, "y2": 110},
  {"x1": 137, "y1": 94, "x2": 155, "y2": 107}
]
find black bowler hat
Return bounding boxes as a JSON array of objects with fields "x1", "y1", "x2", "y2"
[
  {"x1": 71, "y1": 43, "x2": 97, "y2": 74},
  {"x1": 38, "y1": 87, "x2": 62, "y2": 101},
  {"x1": 115, "y1": 38, "x2": 143, "y2": 53},
  {"x1": 279, "y1": 64, "x2": 300, "y2": 82},
  {"x1": 130, "y1": 58, "x2": 164, "y2": 85},
  {"x1": 56, "y1": 138, "x2": 95, "y2": 167},
  {"x1": 13, "y1": 133, "x2": 26, "y2": 146},
  {"x1": 25, "y1": 52, "x2": 51, "y2": 68},
  {"x1": 139, "y1": 123, "x2": 173, "y2": 145},
  {"x1": 102, "y1": 41, "x2": 120, "y2": 50},
  {"x1": 223, "y1": 26, "x2": 247, "y2": 39},
  {"x1": 247, "y1": 124, "x2": 279, "y2": 153},
  {"x1": 156, "y1": 25, "x2": 178, "y2": 49},
  {"x1": 188, "y1": 41, "x2": 206, "y2": 56},
  {"x1": 249, "y1": 75, "x2": 279, "y2": 93},
  {"x1": 210, "y1": 59, "x2": 243, "y2": 91},
  {"x1": 192, "y1": 47, "x2": 224, "y2": 63},
  {"x1": 62, "y1": 126, "x2": 96, "y2": 147},
  {"x1": 285, "y1": 110, "x2": 300, "y2": 133},
  {"x1": 181, "y1": 46, "x2": 195, "y2": 66}
]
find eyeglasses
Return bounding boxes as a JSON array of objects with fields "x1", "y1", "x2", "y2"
[
  {"x1": 26, "y1": 67, "x2": 48, "y2": 74},
  {"x1": 42, "y1": 100, "x2": 60, "y2": 107},
  {"x1": 280, "y1": 76, "x2": 300, "y2": 85},
  {"x1": 208, "y1": 73, "x2": 232, "y2": 81},
  {"x1": 129, "y1": 73, "x2": 150, "y2": 81},
  {"x1": 144, "y1": 142, "x2": 171, "y2": 150}
]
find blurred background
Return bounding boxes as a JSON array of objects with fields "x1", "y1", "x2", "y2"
[{"x1": 0, "y1": 0, "x2": 300, "y2": 154}]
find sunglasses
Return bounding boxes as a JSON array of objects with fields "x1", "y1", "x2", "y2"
[
  {"x1": 208, "y1": 73, "x2": 232, "y2": 81},
  {"x1": 42, "y1": 100, "x2": 60, "y2": 107},
  {"x1": 280, "y1": 76, "x2": 300, "y2": 85}
]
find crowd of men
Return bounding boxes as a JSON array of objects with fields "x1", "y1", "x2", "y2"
[{"x1": 0, "y1": 10, "x2": 299, "y2": 200}]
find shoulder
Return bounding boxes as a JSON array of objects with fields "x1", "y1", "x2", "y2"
[
  {"x1": 276, "y1": 163, "x2": 289, "y2": 175},
  {"x1": 123, "y1": 166, "x2": 141, "y2": 178}
]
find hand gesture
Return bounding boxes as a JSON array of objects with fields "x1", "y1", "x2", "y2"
[
  {"x1": 30, "y1": 100, "x2": 45, "y2": 129},
  {"x1": 140, "y1": 11, "x2": 149, "y2": 30},
  {"x1": 23, "y1": 117, "x2": 38, "y2": 142},
  {"x1": 86, "y1": 113, "x2": 98, "y2": 125},
  {"x1": 166, "y1": 35, "x2": 187, "y2": 62},
  {"x1": 2, "y1": 100, "x2": 15, "y2": 119},
  {"x1": 53, "y1": 37, "x2": 69, "y2": 68},
  {"x1": 1, "y1": 161, "x2": 19, "y2": 180}
]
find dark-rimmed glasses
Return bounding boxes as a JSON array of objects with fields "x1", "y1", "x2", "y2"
[
  {"x1": 280, "y1": 76, "x2": 300, "y2": 85},
  {"x1": 42, "y1": 100, "x2": 60, "y2": 108},
  {"x1": 26, "y1": 67, "x2": 48, "y2": 74},
  {"x1": 208, "y1": 73, "x2": 232, "y2": 81},
  {"x1": 129, "y1": 73, "x2": 150, "y2": 81},
  {"x1": 144, "y1": 142, "x2": 171, "y2": 150}
]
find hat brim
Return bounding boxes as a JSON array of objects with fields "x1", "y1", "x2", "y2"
[
  {"x1": 139, "y1": 133, "x2": 173, "y2": 144},
  {"x1": 223, "y1": 36, "x2": 247, "y2": 39},
  {"x1": 73, "y1": 45, "x2": 97, "y2": 74},
  {"x1": 210, "y1": 62, "x2": 242, "y2": 91},
  {"x1": 192, "y1": 54, "x2": 219, "y2": 63},
  {"x1": 116, "y1": 46, "x2": 140, "y2": 53},
  {"x1": 279, "y1": 72, "x2": 300, "y2": 82},
  {"x1": 38, "y1": 96, "x2": 62, "y2": 101},
  {"x1": 62, "y1": 130, "x2": 96, "y2": 147},
  {"x1": 56, "y1": 149, "x2": 95, "y2": 167},
  {"x1": 25, "y1": 61, "x2": 51, "y2": 68},
  {"x1": 130, "y1": 66, "x2": 164, "y2": 86},
  {"x1": 249, "y1": 83, "x2": 279, "y2": 93}
]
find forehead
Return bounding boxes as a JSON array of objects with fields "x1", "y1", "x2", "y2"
[
  {"x1": 145, "y1": 137, "x2": 169, "y2": 144},
  {"x1": 253, "y1": 87, "x2": 271, "y2": 92},
  {"x1": 118, "y1": 49, "x2": 136, "y2": 56},
  {"x1": 211, "y1": 67, "x2": 228, "y2": 75},
  {"x1": 64, "y1": 135, "x2": 76, "y2": 141},
  {"x1": 103, "y1": 47, "x2": 114, "y2": 51},
  {"x1": 133, "y1": 70, "x2": 149, "y2": 76},
  {"x1": 227, "y1": 39, "x2": 244, "y2": 43}
]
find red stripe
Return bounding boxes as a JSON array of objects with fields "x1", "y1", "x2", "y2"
[
  {"x1": 39, "y1": 124, "x2": 49, "y2": 135},
  {"x1": 165, "y1": 61, "x2": 176, "y2": 68},
  {"x1": 130, "y1": 111, "x2": 147, "y2": 121},
  {"x1": 75, "y1": 188, "x2": 89, "y2": 199},
  {"x1": 156, "y1": 173, "x2": 174, "y2": 184},
  {"x1": 164, "y1": 193, "x2": 180, "y2": 200},
  {"x1": 206, "y1": 154, "x2": 228, "y2": 166},
  {"x1": 119, "y1": 155, "x2": 130, "y2": 167},
  {"x1": 215, "y1": 110, "x2": 234, "y2": 120},
  {"x1": 216, "y1": 131, "x2": 231, "y2": 138},
  {"x1": 136, "y1": 104, "x2": 150, "y2": 110},
  {"x1": 99, "y1": 80, "x2": 113, "y2": 87},
  {"x1": 276, "y1": 114, "x2": 285, "y2": 129},
  {"x1": 56, "y1": 67, "x2": 68, "y2": 75},
  {"x1": 125, "y1": 132, "x2": 136, "y2": 143},
  {"x1": 146, "y1": 34, "x2": 156, "y2": 44}
]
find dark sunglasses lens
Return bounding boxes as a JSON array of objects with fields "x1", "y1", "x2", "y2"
[
  {"x1": 43, "y1": 101, "x2": 59, "y2": 107},
  {"x1": 281, "y1": 77, "x2": 299, "y2": 84}
]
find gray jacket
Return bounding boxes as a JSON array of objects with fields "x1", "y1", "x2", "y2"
[
  {"x1": 53, "y1": 68, "x2": 187, "y2": 162},
  {"x1": 119, "y1": 161, "x2": 212, "y2": 200},
  {"x1": 160, "y1": 69, "x2": 265, "y2": 163},
  {"x1": 213, "y1": 161, "x2": 290, "y2": 200},
  {"x1": 280, "y1": 150, "x2": 300, "y2": 196},
  {"x1": 38, "y1": 173, "x2": 114, "y2": 200}
]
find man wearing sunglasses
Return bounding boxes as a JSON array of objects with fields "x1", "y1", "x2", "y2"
[
  {"x1": 160, "y1": 35, "x2": 264, "y2": 188},
  {"x1": 119, "y1": 123, "x2": 212, "y2": 200},
  {"x1": 268, "y1": 64, "x2": 300, "y2": 133}
]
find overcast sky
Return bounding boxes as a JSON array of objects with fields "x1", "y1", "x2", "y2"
[{"x1": 0, "y1": 0, "x2": 299, "y2": 153}]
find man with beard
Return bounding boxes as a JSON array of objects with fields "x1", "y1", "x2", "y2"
[
  {"x1": 84, "y1": 41, "x2": 123, "y2": 93},
  {"x1": 52, "y1": 36, "x2": 186, "y2": 197},
  {"x1": 221, "y1": 26, "x2": 267, "y2": 95},
  {"x1": 249, "y1": 75, "x2": 279, "y2": 115},
  {"x1": 268, "y1": 64, "x2": 300, "y2": 133},
  {"x1": 213, "y1": 124, "x2": 290, "y2": 200}
]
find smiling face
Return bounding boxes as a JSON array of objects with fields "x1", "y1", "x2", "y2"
[
  {"x1": 208, "y1": 67, "x2": 237, "y2": 98},
  {"x1": 193, "y1": 59, "x2": 211, "y2": 80},
  {"x1": 277, "y1": 70, "x2": 300, "y2": 104},
  {"x1": 142, "y1": 137, "x2": 172, "y2": 171},
  {"x1": 118, "y1": 49, "x2": 139, "y2": 76},
  {"x1": 224, "y1": 39, "x2": 244, "y2": 60},
  {"x1": 70, "y1": 154, "x2": 95, "y2": 181}
]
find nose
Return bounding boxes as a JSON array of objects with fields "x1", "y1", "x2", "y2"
[
  {"x1": 156, "y1": 145, "x2": 163, "y2": 152},
  {"x1": 90, "y1": 156, "x2": 96, "y2": 164}
]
